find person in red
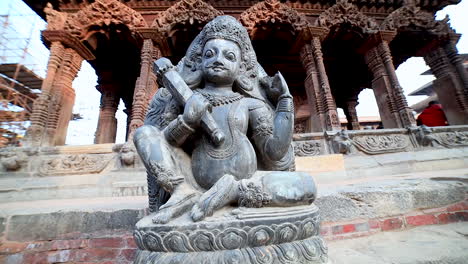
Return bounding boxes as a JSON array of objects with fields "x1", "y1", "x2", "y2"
[{"x1": 416, "y1": 101, "x2": 448, "y2": 127}]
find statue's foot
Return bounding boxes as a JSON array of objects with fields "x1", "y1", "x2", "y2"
[
  {"x1": 152, "y1": 188, "x2": 199, "y2": 224},
  {"x1": 191, "y1": 174, "x2": 239, "y2": 222}
]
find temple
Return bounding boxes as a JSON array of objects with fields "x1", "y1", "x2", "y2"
[
  {"x1": 0, "y1": 1, "x2": 467, "y2": 263},
  {"x1": 21, "y1": 0, "x2": 467, "y2": 146}
]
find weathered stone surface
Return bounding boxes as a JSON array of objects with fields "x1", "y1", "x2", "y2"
[
  {"x1": 0, "y1": 217, "x2": 5, "y2": 236},
  {"x1": 133, "y1": 15, "x2": 325, "y2": 263},
  {"x1": 296, "y1": 154, "x2": 345, "y2": 174},
  {"x1": 7, "y1": 209, "x2": 143, "y2": 241},
  {"x1": 316, "y1": 178, "x2": 468, "y2": 222},
  {"x1": 329, "y1": 223, "x2": 468, "y2": 264},
  {"x1": 134, "y1": 204, "x2": 327, "y2": 264}
]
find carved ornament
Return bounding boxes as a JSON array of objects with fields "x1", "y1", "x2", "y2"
[
  {"x1": 294, "y1": 120, "x2": 307, "y2": 134},
  {"x1": 381, "y1": 4, "x2": 455, "y2": 36},
  {"x1": 44, "y1": 3, "x2": 67, "y2": 30},
  {"x1": 0, "y1": 149, "x2": 29, "y2": 171},
  {"x1": 294, "y1": 141, "x2": 321, "y2": 157},
  {"x1": 416, "y1": 127, "x2": 468, "y2": 148},
  {"x1": 42, "y1": 31, "x2": 95, "y2": 60},
  {"x1": 239, "y1": 0, "x2": 310, "y2": 35},
  {"x1": 39, "y1": 154, "x2": 112, "y2": 176},
  {"x1": 151, "y1": 0, "x2": 223, "y2": 35},
  {"x1": 134, "y1": 205, "x2": 322, "y2": 253},
  {"x1": 316, "y1": 1, "x2": 378, "y2": 34},
  {"x1": 352, "y1": 135, "x2": 409, "y2": 154},
  {"x1": 64, "y1": 0, "x2": 147, "y2": 39},
  {"x1": 436, "y1": 131, "x2": 468, "y2": 148}
]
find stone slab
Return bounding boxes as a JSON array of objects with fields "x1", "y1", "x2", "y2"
[
  {"x1": 329, "y1": 222, "x2": 468, "y2": 264},
  {"x1": 316, "y1": 177, "x2": 468, "y2": 222},
  {"x1": 1, "y1": 175, "x2": 466, "y2": 242},
  {"x1": 7, "y1": 209, "x2": 144, "y2": 242},
  {"x1": 1, "y1": 148, "x2": 467, "y2": 203},
  {"x1": 54, "y1": 143, "x2": 115, "y2": 154},
  {"x1": 344, "y1": 148, "x2": 468, "y2": 179},
  {"x1": 296, "y1": 154, "x2": 345, "y2": 174}
]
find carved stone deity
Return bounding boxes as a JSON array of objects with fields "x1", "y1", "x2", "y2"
[{"x1": 133, "y1": 16, "x2": 327, "y2": 264}]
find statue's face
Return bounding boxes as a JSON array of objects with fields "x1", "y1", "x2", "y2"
[{"x1": 201, "y1": 39, "x2": 241, "y2": 86}]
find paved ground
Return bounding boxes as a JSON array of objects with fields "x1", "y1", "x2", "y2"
[{"x1": 328, "y1": 222, "x2": 468, "y2": 264}]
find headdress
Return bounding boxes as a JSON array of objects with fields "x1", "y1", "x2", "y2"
[{"x1": 178, "y1": 15, "x2": 268, "y2": 102}]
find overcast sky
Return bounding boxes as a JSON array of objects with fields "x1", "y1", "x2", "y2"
[{"x1": 1, "y1": 0, "x2": 467, "y2": 145}]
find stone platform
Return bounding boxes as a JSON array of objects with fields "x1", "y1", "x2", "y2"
[
  {"x1": 329, "y1": 222, "x2": 468, "y2": 264},
  {"x1": 0, "y1": 169, "x2": 466, "y2": 263},
  {"x1": 0, "y1": 127, "x2": 467, "y2": 263},
  {"x1": 134, "y1": 204, "x2": 327, "y2": 264}
]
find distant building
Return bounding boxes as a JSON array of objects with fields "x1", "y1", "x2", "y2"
[{"x1": 409, "y1": 54, "x2": 468, "y2": 113}]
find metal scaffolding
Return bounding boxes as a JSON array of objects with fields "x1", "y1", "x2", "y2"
[{"x1": 0, "y1": 0, "x2": 48, "y2": 147}]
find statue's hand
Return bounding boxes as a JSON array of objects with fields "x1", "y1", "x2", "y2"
[
  {"x1": 264, "y1": 72, "x2": 292, "y2": 104},
  {"x1": 183, "y1": 93, "x2": 211, "y2": 128}
]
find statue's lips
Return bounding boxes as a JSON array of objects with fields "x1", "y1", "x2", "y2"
[{"x1": 209, "y1": 66, "x2": 227, "y2": 72}]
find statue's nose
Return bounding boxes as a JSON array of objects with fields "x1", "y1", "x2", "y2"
[{"x1": 213, "y1": 53, "x2": 225, "y2": 65}]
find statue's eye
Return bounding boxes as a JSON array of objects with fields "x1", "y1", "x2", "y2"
[
  {"x1": 205, "y1": 50, "x2": 214, "y2": 58},
  {"x1": 225, "y1": 52, "x2": 236, "y2": 62}
]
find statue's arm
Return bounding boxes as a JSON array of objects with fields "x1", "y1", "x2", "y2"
[
  {"x1": 249, "y1": 97, "x2": 294, "y2": 162},
  {"x1": 163, "y1": 115, "x2": 195, "y2": 147},
  {"x1": 162, "y1": 92, "x2": 210, "y2": 147}
]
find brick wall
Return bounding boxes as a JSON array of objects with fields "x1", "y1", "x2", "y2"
[
  {"x1": 320, "y1": 200, "x2": 468, "y2": 240},
  {"x1": 0, "y1": 201, "x2": 467, "y2": 263},
  {"x1": 0, "y1": 232, "x2": 136, "y2": 264}
]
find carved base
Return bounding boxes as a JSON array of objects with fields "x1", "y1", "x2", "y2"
[{"x1": 133, "y1": 204, "x2": 328, "y2": 264}]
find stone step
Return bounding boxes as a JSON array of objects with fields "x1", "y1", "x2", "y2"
[
  {"x1": 0, "y1": 170, "x2": 147, "y2": 202},
  {"x1": 328, "y1": 222, "x2": 468, "y2": 264},
  {"x1": 1, "y1": 175, "x2": 466, "y2": 234},
  {"x1": 1, "y1": 147, "x2": 466, "y2": 202}
]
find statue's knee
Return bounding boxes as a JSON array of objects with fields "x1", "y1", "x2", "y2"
[{"x1": 134, "y1": 125, "x2": 160, "y2": 143}]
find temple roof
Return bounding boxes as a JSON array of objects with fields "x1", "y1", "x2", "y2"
[
  {"x1": 410, "y1": 54, "x2": 467, "y2": 96},
  {"x1": 408, "y1": 81, "x2": 435, "y2": 96},
  {"x1": 24, "y1": 0, "x2": 461, "y2": 20}
]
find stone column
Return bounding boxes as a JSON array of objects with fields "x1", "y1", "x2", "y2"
[
  {"x1": 94, "y1": 89, "x2": 120, "y2": 144},
  {"x1": 364, "y1": 33, "x2": 415, "y2": 128},
  {"x1": 25, "y1": 43, "x2": 83, "y2": 146},
  {"x1": 128, "y1": 39, "x2": 160, "y2": 139},
  {"x1": 424, "y1": 41, "x2": 468, "y2": 125},
  {"x1": 299, "y1": 33, "x2": 341, "y2": 132},
  {"x1": 344, "y1": 99, "x2": 360, "y2": 130}
]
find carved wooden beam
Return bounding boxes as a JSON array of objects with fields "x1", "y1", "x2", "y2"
[{"x1": 42, "y1": 30, "x2": 95, "y2": 60}]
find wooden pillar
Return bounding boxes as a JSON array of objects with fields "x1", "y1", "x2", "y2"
[
  {"x1": 364, "y1": 32, "x2": 415, "y2": 128},
  {"x1": 299, "y1": 30, "x2": 341, "y2": 132},
  {"x1": 424, "y1": 40, "x2": 468, "y2": 125},
  {"x1": 25, "y1": 43, "x2": 83, "y2": 146},
  {"x1": 50, "y1": 48, "x2": 83, "y2": 145},
  {"x1": 300, "y1": 43, "x2": 322, "y2": 132},
  {"x1": 94, "y1": 89, "x2": 120, "y2": 144},
  {"x1": 344, "y1": 99, "x2": 360, "y2": 130},
  {"x1": 128, "y1": 39, "x2": 160, "y2": 139},
  {"x1": 25, "y1": 42, "x2": 64, "y2": 146}
]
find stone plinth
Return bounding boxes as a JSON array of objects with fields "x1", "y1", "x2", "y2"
[{"x1": 133, "y1": 204, "x2": 328, "y2": 264}]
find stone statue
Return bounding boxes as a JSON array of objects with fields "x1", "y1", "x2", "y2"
[
  {"x1": 331, "y1": 130, "x2": 352, "y2": 154},
  {"x1": 133, "y1": 16, "x2": 327, "y2": 264}
]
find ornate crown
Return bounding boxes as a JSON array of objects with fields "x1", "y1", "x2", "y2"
[
  {"x1": 181, "y1": 15, "x2": 268, "y2": 101},
  {"x1": 187, "y1": 16, "x2": 257, "y2": 74}
]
